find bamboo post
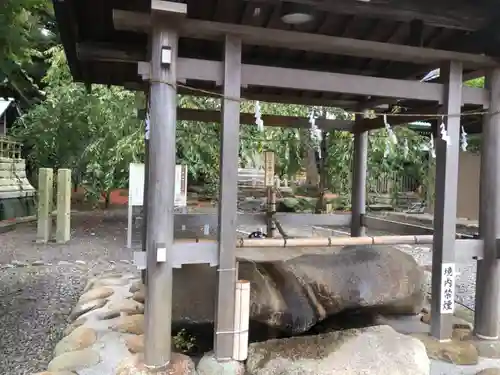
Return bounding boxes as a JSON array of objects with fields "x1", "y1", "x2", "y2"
[
  {"x1": 56, "y1": 168, "x2": 72, "y2": 243},
  {"x1": 264, "y1": 152, "x2": 275, "y2": 237},
  {"x1": 36, "y1": 168, "x2": 54, "y2": 243},
  {"x1": 266, "y1": 186, "x2": 276, "y2": 237},
  {"x1": 236, "y1": 234, "x2": 434, "y2": 248}
]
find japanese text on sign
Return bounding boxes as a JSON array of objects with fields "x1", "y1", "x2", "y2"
[
  {"x1": 440, "y1": 263, "x2": 456, "y2": 314},
  {"x1": 264, "y1": 152, "x2": 275, "y2": 187}
]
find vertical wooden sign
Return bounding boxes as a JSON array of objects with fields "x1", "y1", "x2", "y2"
[{"x1": 264, "y1": 152, "x2": 275, "y2": 187}]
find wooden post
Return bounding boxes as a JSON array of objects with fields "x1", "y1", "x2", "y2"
[
  {"x1": 430, "y1": 61, "x2": 462, "y2": 340},
  {"x1": 474, "y1": 68, "x2": 500, "y2": 340},
  {"x1": 56, "y1": 168, "x2": 71, "y2": 243},
  {"x1": 351, "y1": 114, "x2": 368, "y2": 237},
  {"x1": 214, "y1": 34, "x2": 242, "y2": 361},
  {"x1": 36, "y1": 168, "x2": 53, "y2": 243},
  {"x1": 144, "y1": 16, "x2": 177, "y2": 367}
]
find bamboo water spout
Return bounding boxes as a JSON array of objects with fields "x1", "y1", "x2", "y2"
[{"x1": 236, "y1": 234, "x2": 434, "y2": 248}]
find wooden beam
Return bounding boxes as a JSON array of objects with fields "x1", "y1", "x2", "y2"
[
  {"x1": 77, "y1": 43, "x2": 144, "y2": 63},
  {"x1": 113, "y1": 9, "x2": 499, "y2": 69},
  {"x1": 177, "y1": 108, "x2": 353, "y2": 130},
  {"x1": 80, "y1": 49, "x2": 487, "y2": 109},
  {"x1": 174, "y1": 58, "x2": 488, "y2": 106}
]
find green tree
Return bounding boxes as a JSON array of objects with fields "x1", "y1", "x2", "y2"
[
  {"x1": 0, "y1": 0, "x2": 56, "y2": 104},
  {"x1": 12, "y1": 46, "x2": 144, "y2": 206}
]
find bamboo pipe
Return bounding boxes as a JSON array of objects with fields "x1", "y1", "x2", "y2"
[{"x1": 236, "y1": 234, "x2": 434, "y2": 248}]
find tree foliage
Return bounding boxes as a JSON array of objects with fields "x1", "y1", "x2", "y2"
[
  {"x1": 12, "y1": 46, "x2": 144, "y2": 204},
  {"x1": 0, "y1": 0, "x2": 56, "y2": 104}
]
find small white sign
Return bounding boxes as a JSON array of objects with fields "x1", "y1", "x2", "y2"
[
  {"x1": 440, "y1": 263, "x2": 456, "y2": 314},
  {"x1": 128, "y1": 163, "x2": 187, "y2": 207}
]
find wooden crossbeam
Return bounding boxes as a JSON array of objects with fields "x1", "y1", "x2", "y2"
[{"x1": 113, "y1": 9, "x2": 499, "y2": 69}]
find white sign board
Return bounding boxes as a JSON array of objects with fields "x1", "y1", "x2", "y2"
[
  {"x1": 440, "y1": 263, "x2": 456, "y2": 314},
  {"x1": 128, "y1": 163, "x2": 187, "y2": 207},
  {"x1": 264, "y1": 152, "x2": 275, "y2": 187},
  {"x1": 127, "y1": 163, "x2": 188, "y2": 248}
]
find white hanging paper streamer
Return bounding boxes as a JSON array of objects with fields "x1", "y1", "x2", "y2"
[
  {"x1": 461, "y1": 126, "x2": 468, "y2": 152},
  {"x1": 440, "y1": 116, "x2": 451, "y2": 146},
  {"x1": 429, "y1": 134, "x2": 436, "y2": 159},
  {"x1": 383, "y1": 115, "x2": 398, "y2": 145},
  {"x1": 384, "y1": 139, "x2": 391, "y2": 158},
  {"x1": 308, "y1": 109, "x2": 322, "y2": 157},
  {"x1": 145, "y1": 112, "x2": 150, "y2": 140},
  {"x1": 254, "y1": 101, "x2": 264, "y2": 132},
  {"x1": 404, "y1": 138, "x2": 409, "y2": 159},
  {"x1": 325, "y1": 111, "x2": 337, "y2": 120}
]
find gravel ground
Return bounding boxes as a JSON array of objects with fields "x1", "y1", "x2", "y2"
[{"x1": 0, "y1": 210, "x2": 136, "y2": 375}]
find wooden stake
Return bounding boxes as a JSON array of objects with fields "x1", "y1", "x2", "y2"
[
  {"x1": 36, "y1": 168, "x2": 53, "y2": 243},
  {"x1": 56, "y1": 168, "x2": 72, "y2": 243}
]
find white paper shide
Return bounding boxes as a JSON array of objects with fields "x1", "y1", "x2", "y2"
[{"x1": 440, "y1": 263, "x2": 456, "y2": 314}]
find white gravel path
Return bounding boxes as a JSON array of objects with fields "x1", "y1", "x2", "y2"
[{"x1": 0, "y1": 210, "x2": 136, "y2": 374}]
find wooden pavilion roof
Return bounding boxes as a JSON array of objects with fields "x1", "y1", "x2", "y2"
[{"x1": 53, "y1": 0, "x2": 500, "y2": 133}]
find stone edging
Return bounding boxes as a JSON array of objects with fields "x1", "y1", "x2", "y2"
[{"x1": 32, "y1": 272, "x2": 246, "y2": 375}]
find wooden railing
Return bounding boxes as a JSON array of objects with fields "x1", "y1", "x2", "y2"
[{"x1": 0, "y1": 136, "x2": 22, "y2": 159}]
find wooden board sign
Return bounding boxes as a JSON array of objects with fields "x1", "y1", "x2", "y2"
[{"x1": 264, "y1": 152, "x2": 275, "y2": 187}]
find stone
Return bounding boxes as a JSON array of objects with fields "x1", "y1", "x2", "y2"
[
  {"x1": 115, "y1": 353, "x2": 196, "y2": 375},
  {"x1": 130, "y1": 281, "x2": 143, "y2": 294},
  {"x1": 79, "y1": 286, "x2": 114, "y2": 304},
  {"x1": 125, "y1": 335, "x2": 144, "y2": 353},
  {"x1": 54, "y1": 326, "x2": 97, "y2": 356},
  {"x1": 246, "y1": 325, "x2": 429, "y2": 375},
  {"x1": 63, "y1": 317, "x2": 87, "y2": 337},
  {"x1": 11, "y1": 260, "x2": 28, "y2": 267},
  {"x1": 476, "y1": 369, "x2": 500, "y2": 375},
  {"x1": 473, "y1": 340, "x2": 500, "y2": 359},
  {"x1": 169, "y1": 247, "x2": 424, "y2": 336},
  {"x1": 32, "y1": 372, "x2": 76, "y2": 375},
  {"x1": 132, "y1": 290, "x2": 145, "y2": 303},
  {"x1": 93, "y1": 277, "x2": 130, "y2": 288},
  {"x1": 69, "y1": 299, "x2": 107, "y2": 321},
  {"x1": 31, "y1": 260, "x2": 46, "y2": 266},
  {"x1": 112, "y1": 315, "x2": 145, "y2": 335},
  {"x1": 83, "y1": 278, "x2": 98, "y2": 293},
  {"x1": 108, "y1": 299, "x2": 144, "y2": 315},
  {"x1": 240, "y1": 245, "x2": 425, "y2": 334},
  {"x1": 98, "y1": 310, "x2": 121, "y2": 320},
  {"x1": 412, "y1": 333, "x2": 478, "y2": 365},
  {"x1": 47, "y1": 349, "x2": 100, "y2": 372},
  {"x1": 197, "y1": 352, "x2": 245, "y2": 375},
  {"x1": 453, "y1": 324, "x2": 473, "y2": 341}
]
